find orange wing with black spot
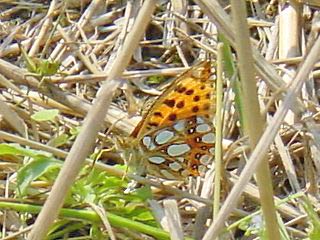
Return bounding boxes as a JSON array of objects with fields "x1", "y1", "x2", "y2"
[
  {"x1": 131, "y1": 61, "x2": 215, "y2": 137},
  {"x1": 130, "y1": 61, "x2": 216, "y2": 179}
]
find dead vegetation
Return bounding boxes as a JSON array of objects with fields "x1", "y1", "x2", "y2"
[{"x1": 1, "y1": 0, "x2": 320, "y2": 239}]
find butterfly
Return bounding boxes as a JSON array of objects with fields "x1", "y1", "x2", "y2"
[{"x1": 122, "y1": 61, "x2": 216, "y2": 179}]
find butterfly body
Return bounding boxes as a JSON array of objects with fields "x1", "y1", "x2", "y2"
[{"x1": 124, "y1": 61, "x2": 216, "y2": 179}]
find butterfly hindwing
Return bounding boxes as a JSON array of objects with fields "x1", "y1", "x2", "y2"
[{"x1": 129, "y1": 61, "x2": 215, "y2": 179}]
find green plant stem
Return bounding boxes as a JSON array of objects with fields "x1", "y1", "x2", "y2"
[{"x1": 0, "y1": 201, "x2": 194, "y2": 240}]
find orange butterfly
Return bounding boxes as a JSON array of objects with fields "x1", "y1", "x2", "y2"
[{"x1": 122, "y1": 61, "x2": 216, "y2": 179}]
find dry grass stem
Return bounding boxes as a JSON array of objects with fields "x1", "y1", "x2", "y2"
[{"x1": 1, "y1": 1, "x2": 320, "y2": 239}]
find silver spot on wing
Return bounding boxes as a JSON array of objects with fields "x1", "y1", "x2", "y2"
[
  {"x1": 209, "y1": 147, "x2": 215, "y2": 154},
  {"x1": 142, "y1": 136, "x2": 157, "y2": 151},
  {"x1": 142, "y1": 136, "x2": 151, "y2": 147},
  {"x1": 181, "y1": 169, "x2": 189, "y2": 177},
  {"x1": 173, "y1": 120, "x2": 185, "y2": 132},
  {"x1": 169, "y1": 162, "x2": 183, "y2": 171},
  {"x1": 155, "y1": 130, "x2": 174, "y2": 145},
  {"x1": 196, "y1": 116, "x2": 205, "y2": 124},
  {"x1": 196, "y1": 123, "x2": 212, "y2": 133},
  {"x1": 148, "y1": 156, "x2": 166, "y2": 164},
  {"x1": 200, "y1": 154, "x2": 212, "y2": 164},
  {"x1": 160, "y1": 169, "x2": 177, "y2": 179},
  {"x1": 167, "y1": 144, "x2": 191, "y2": 157},
  {"x1": 198, "y1": 165, "x2": 207, "y2": 176},
  {"x1": 202, "y1": 133, "x2": 215, "y2": 144}
]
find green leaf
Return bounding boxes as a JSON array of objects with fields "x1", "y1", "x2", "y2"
[
  {"x1": 17, "y1": 156, "x2": 61, "y2": 196},
  {"x1": 36, "y1": 59, "x2": 60, "y2": 76},
  {"x1": 238, "y1": 217, "x2": 251, "y2": 231},
  {"x1": 301, "y1": 196, "x2": 320, "y2": 239},
  {"x1": 90, "y1": 224, "x2": 105, "y2": 239},
  {"x1": 70, "y1": 126, "x2": 81, "y2": 137},
  {"x1": 134, "y1": 185, "x2": 152, "y2": 200},
  {"x1": 0, "y1": 143, "x2": 52, "y2": 158},
  {"x1": 19, "y1": 44, "x2": 60, "y2": 76},
  {"x1": 48, "y1": 133, "x2": 69, "y2": 147},
  {"x1": 31, "y1": 109, "x2": 59, "y2": 122},
  {"x1": 146, "y1": 75, "x2": 166, "y2": 85},
  {"x1": 19, "y1": 43, "x2": 37, "y2": 73},
  {"x1": 218, "y1": 33, "x2": 245, "y2": 134},
  {"x1": 132, "y1": 210, "x2": 154, "y2": 222}
]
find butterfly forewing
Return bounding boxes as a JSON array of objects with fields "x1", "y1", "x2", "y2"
[{"x1": 130, "y1": 61, "x2": 216, "y2": 179}]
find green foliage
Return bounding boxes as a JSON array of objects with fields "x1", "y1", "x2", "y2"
[
  {"x1": 146, "y1": 75, "x2": 166, "y2": 85},
  {"x1": 49, "y1": 126, "x2": 81, "y2": 148},
  {"x1": 218, "y1": 34, "x2": 245, "y2": 131},
  {"x1": 20, "y1": 44, "x2": 60, "y2": 77},
  {"x1": 17, "y1": 156, "x2": 61, "y2": 196},
  {"x1": 48, "y1": 133, "x2": 69, "y2": 148},
  {"x1": 0, "y1": 143, "x2": 62, "y2": 196},
  {"x1": 69, "y1": 126, "x2": 81, "y2": 138},
  {"x1": 72, "y1": 167, "x2": 155, "y2": 225},
  {"x1": 0, "y1": 143, "x2": 157, "y2": 237},
  {"x1": 0, "y1": 143, "x2": 51, "y2": 158},
  {"x1": 33, "y1": 59, "x2": 60, "y2": 76},
  {"x1": 277, "y1": 213, "x2": 291, "y2": 240},
  {"x1": 238, "y1": 215, "x2": 265, "y2": 238},
  {"x1": 31, "y1": 109, "x2": 59, "y2": 122},
  {"x1": 301, "y1": 196, "x2": 320, "y2": 239},
  {"x1": 47, "y1": 220, "x2": 87, "y2": 239},
  {"x1": 90, "y1": 224, "x2": 106, "y2": 239}
]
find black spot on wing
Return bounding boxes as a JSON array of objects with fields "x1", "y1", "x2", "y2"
[{"x1": 163, "y1": 99, "x2": 175, "y2": 108}]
